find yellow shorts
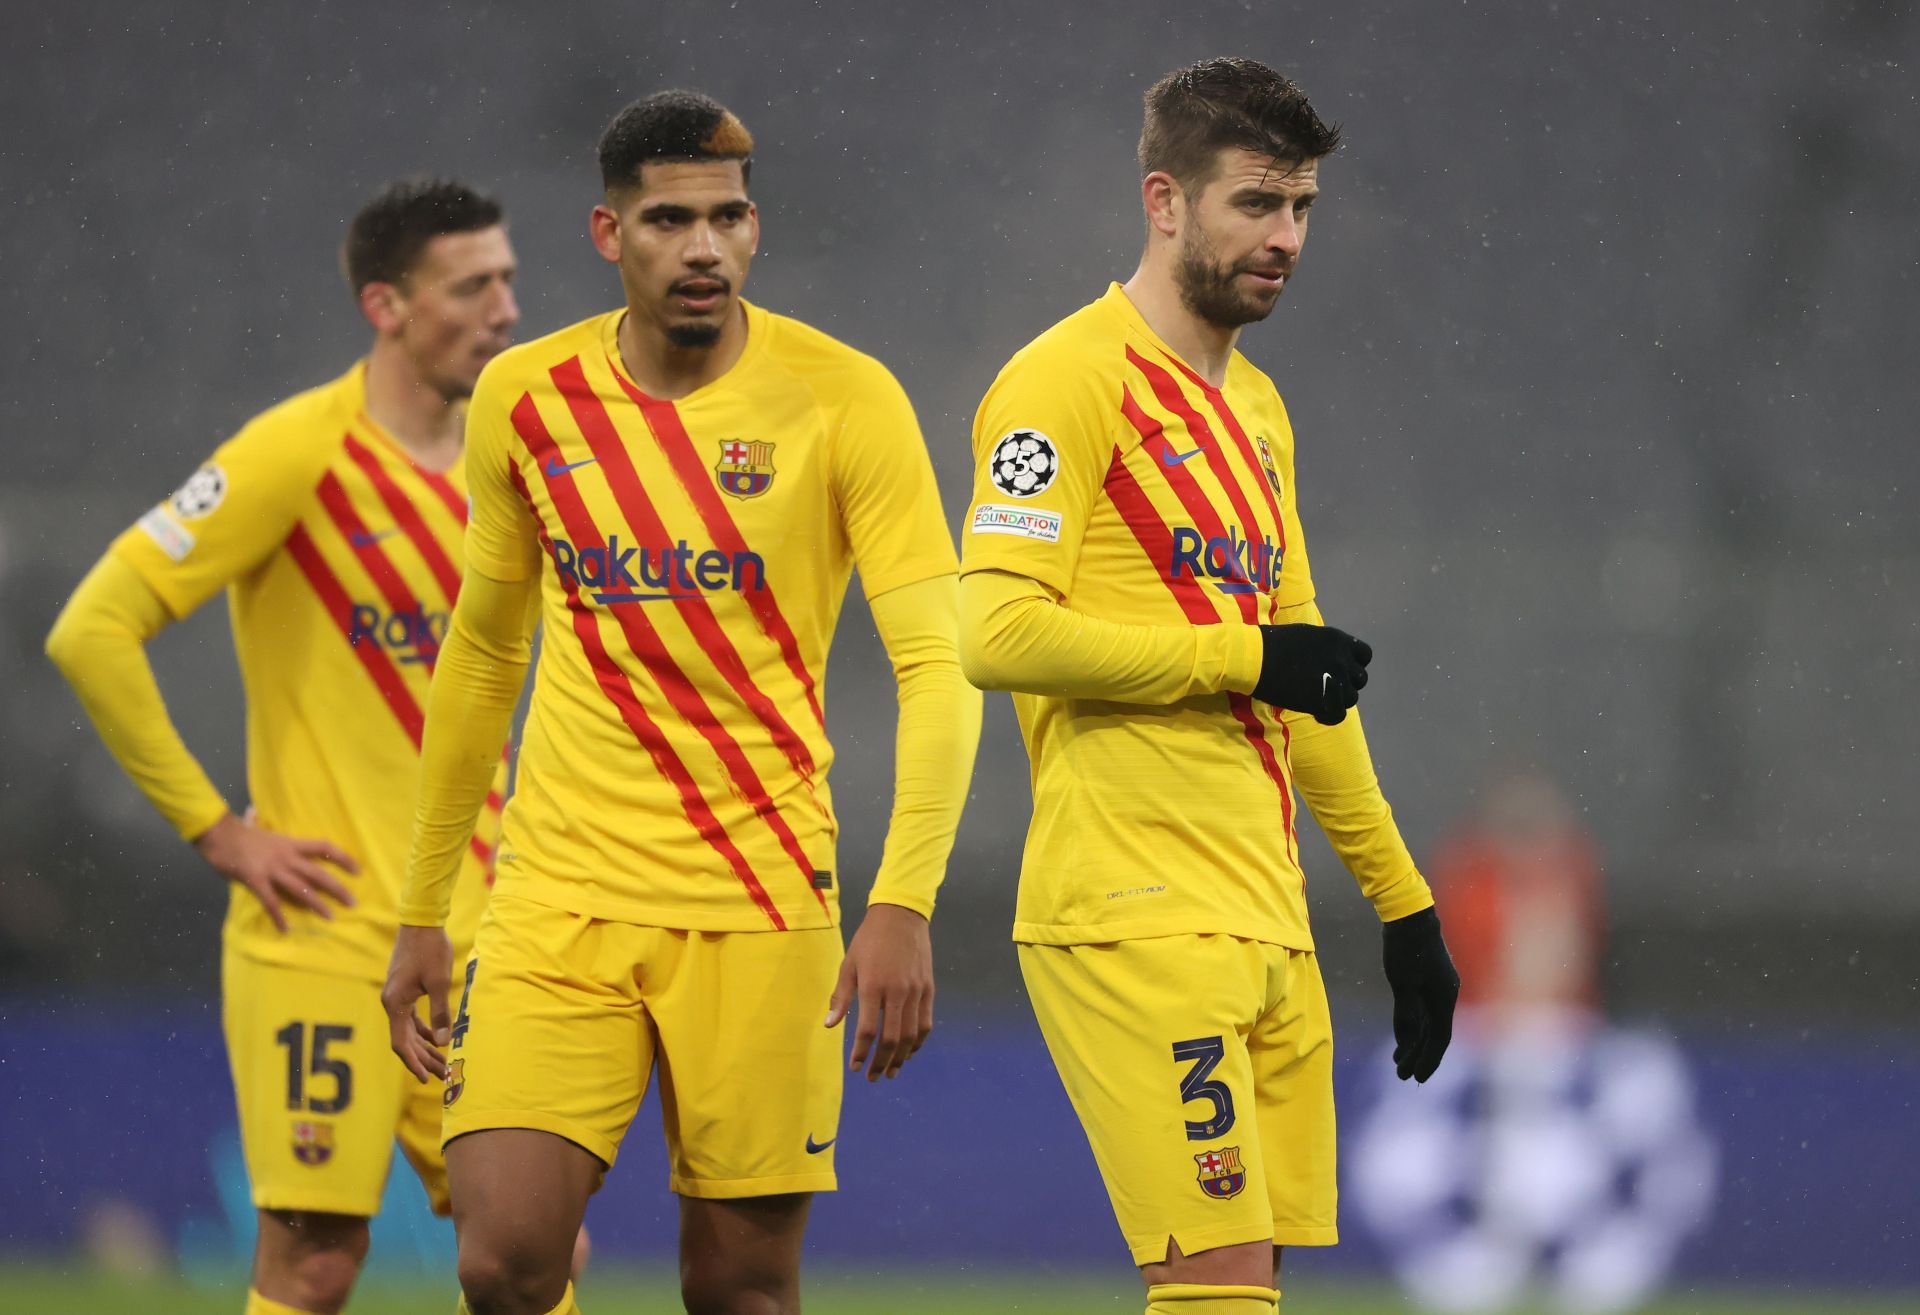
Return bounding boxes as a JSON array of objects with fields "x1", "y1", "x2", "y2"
[
  {"x1": 223, "y1": 949, "x2": 452, "y2": 1217},
  {"x1": 1018, "y1": 935, "x2": 1337, "y2": 1266},
  {"x1": 442, "y1": 893, "x2": 843, "y2": 1199}
]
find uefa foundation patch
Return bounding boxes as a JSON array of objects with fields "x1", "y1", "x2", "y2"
[{"x1": 970, "y1": 503, "x2": 1063, "y2": 542}]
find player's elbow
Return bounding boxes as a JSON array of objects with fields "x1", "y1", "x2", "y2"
[
  {"x1": 43, "y1": 602, "x2": 87, "y2": 681},
  {"x1": 958, "y1": 617, "x2": 1020, "y2": 692}
]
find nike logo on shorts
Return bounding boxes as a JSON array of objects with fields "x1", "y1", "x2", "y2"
[{"x1": 805, "y1": 1134, "x2": 836, "y2": 1154}]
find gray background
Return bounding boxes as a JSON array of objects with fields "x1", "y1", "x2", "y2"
[{"x1": 3, "y1": 1, "x2": 1915, "y2": 1030}]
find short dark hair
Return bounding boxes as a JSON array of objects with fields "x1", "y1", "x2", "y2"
[
  {"x1": 1139, "y1": 58, "x2": 1341, "y2": 192},
  {"x1": 597, "y1": 90, "x2": 754, "y2": 193},
  {"x1": 342, "y1": 178, "x2": 504, "y2": 293}
]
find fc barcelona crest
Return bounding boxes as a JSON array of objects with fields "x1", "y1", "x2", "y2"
[
  {"x1": 443, "y1": 1058, "x2": 466, "y2": 1108},
  {"x1": 1194, "y1": 1146, "x2": 1246, "y2": 1199},
  {"x1": 1255, "y1": 436, "x2": 1283, "y2": 500},
  {"x1": 715, "y1": 439, "x2": 776, "y2": 500},
  {"x1": 292, "y1": 1120, "x2": 334, "y2": 1167}
]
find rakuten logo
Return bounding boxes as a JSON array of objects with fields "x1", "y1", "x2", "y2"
[
  {"x1": 549, "y1": 534, "x2": 766, "y2": 603},
  {"x1": 1170, "y1": 525, "x2": 1280, "y2": 595}
]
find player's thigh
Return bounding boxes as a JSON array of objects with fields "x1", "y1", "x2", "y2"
[
  {"x1": 1248, "y1": 948, "x2": 1338, "y2": 1247},
  {"x1": 221, "y1": 949, "x2": 408, "y2": 1218},
  {"x1": 441, "y1": 893, "x2": 653, "y2": 1171},
  {"x1": 1017, "y1": 935, "x2": 1277, "y2": 1268},
  {"x1": 645, "y1": 927, "x2": 843, "y2": 1200}
]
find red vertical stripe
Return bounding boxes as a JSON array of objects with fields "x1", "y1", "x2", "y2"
[
  {"x1": 313, "y1": 472, "x2": 505, "y2": 818},
  {"x1": 549, "y1": 358, "x2": 824, "y2": 804},
  {"x1": 316, "y1": 473, "x2": 433, "y2": 653},
  {"x1": 1119, "y1": 386, "x2": 1257, "y2": 624},
  {"x1": 286, "y1": 526, "x2": 425, "y2": 745},
  {"x1": 343, "y1": 434, "x2": 464, "y2": 604},
  {"x1": 1111, "y1": 393, "x2": 1298, "y2": 843},
  {"x1": 1102, "y1": 452, "x2": 1217, "y2": 625},
  {"x1": 508, "y1": 393, "x2": 796, "y2": 926},
  {"x1": 606, "y1": 364, "x2": 826, "y2": 731},
  {"x1": 1127, "y1": 348, "x2": 1281, "y2": 610},
  {"x1": 1149, "y1": 350, "x2": 1288, "y2": 544}
]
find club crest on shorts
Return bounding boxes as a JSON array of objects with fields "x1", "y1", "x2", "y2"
[
  {"x1": 443, "y1": 1058, "x2": 466, "y2": 1108},
  {"x1": 291, "y1": 1119, "x2": 334, "y2": 1166},
  {"x1": 715, "y1": 439, "x2": 776, "y2": 499},
  {"x1": 1255, "y1": 436, "x2": 1283, "y2": 500},
  {"x1": 1195, "y1": 1146, "x2": 1246, "y2": 1199}
]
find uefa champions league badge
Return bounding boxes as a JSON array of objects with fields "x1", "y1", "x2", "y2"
[
  {"x1": 989, "y1": 430, "x2": 1058, "y2": 498},
  {"x1": 291, "y1": 1120, "x2": 334, "y2": 1166},
  {"x1": 1194, "y1": 1146, "x2": 1247, "y2": 1199}
]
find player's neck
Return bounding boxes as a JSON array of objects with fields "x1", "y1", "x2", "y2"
[
  {"x1": 1122, "y1": 263, "x2": 1241, "y2": 388},
  {"x1": 617, "y1": 302, "x2": 749, "y2": 400},
  {"x1": 363, "y1": 342, "x2": 464, "y2": 471}
]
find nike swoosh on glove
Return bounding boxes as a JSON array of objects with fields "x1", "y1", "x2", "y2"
[{"x1": 1252, "y1": 624, "x2": 1372, "y2": 725}]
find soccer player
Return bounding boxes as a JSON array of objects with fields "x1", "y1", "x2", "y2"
[
  {"x1": 45, "y1": 180, "x2": 521, "y2": 1315},
  {"x1": 379, "y1": 91, "x2": 980, "y2": 1315},
  {"x1": 957, "y1": 59, "x2": 1461, "y2": 1315}
]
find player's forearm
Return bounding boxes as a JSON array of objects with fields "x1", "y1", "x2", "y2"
[
  {"x1": 1276, "y1": 600, "x2": 1433, "y2": 921},
  {"x1": 44, "y1": 554, "x2": 229, "y2": 840},
  {"x1": 959, "y1": 568, "x2": 1263, "y2": 704},
  {"x1": 398, "y1": 569, "x2": 536, "y2": 925},
  {"x1": 864, "y1": 575, "x2": 981, "y2": 917}
]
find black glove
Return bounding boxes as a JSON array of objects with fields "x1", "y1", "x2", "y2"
[
  {"x1": 1252, "y1": 624, "x2": 1372, "y2": 725},
  {"x1": 1381, "y1": 906, "x2": 1460, "y2": 1083}
]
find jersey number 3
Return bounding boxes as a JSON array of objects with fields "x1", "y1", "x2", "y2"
[{"x1": 1172, "y1": 1035, "x2": 1236, "y2": 1140}]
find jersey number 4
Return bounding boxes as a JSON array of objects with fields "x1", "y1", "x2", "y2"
[
  {"x1": 274, "y1": 1021, "x2": 354, "y2": 1114},
  {"x1": 1172, "y1": 1035, "x2": 1236, "y2": 1140}
]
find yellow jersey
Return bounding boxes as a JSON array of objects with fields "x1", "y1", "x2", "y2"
[
  {"x1": 111, "y1": 363, "x2": 502, "y2": 980},
  {"x1": 458, "y1": 303, "x2": 957, "y2": 932},
  {"x1": 962, "y1": 284, "x2": 1325, "y2": 949}
]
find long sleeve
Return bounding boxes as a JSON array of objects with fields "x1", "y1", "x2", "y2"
[
  {"x1": 397, "y1": 566, "x2": 540, "y2": 926},
  {"x1": 1278, "y1": 599, "x2": 1434, "y2": 922},
  {"x1": 959, "y1": 567, "x2": 1265, "y2": 704},
  {"x1": 44, "y1": 553, "x2": 230, "y2": 840},
  {"x1": 862, "y1": 574, "x2": 981, "y2": 919}
]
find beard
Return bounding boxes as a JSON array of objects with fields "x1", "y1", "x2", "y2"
[
  {"x1": 1175, "y1": 224, "x2": 1287, "y2": 329},
  {"x1": 665, "y1": 320, "x2": 723, "y2": 349}
]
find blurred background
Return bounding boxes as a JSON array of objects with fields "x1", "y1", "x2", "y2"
[{"x1": 3, "y1": 1, "x2": 1916, "y2": 1311}]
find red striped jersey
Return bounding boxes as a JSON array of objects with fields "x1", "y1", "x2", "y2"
[
  {"x1": 460, "y1": 304, "x2": 955, "y2": 931},
  {"x1": 960, "y1": 284, "x2": 1320, "y2": 949},
  {"x1": 112, "y1": 363, "x2": 503, "y2": 981}
]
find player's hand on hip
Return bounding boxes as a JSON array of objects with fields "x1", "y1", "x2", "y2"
[
  {"x1": 192, "y1": 810, "x2": 358, "y2": 933},
  {"x1": 1381, "y1": 906, "x2": 1461, "y2": 1083},
  {"x1": 1251, "y1": 623, "x2": 1372, "y2": 725},
  {"x1": 382, "y1": 924, "x2": 455, "y2": 1084},
  {"x1": 826, "y1": 902, "x2": 934, "y2": 1083}
]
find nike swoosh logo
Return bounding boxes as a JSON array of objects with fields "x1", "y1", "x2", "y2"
[
  {"x1": 805, "y1": 1135, "x2": 836, "y2": 1154},
  {"x1": 1322, "y1": 672, "x2": 1331, "y2": 697},
  {"x1": 1160, "y1": 444, "x2": 1203, "y2": 467},
  {"x1": 544, "y1": 457, "x2": 598, "y2": 477},
  {"x1": 349, "y1": 528, "x2": 399, "y2": 547}
]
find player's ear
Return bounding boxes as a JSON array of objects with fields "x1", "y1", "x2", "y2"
[
  {"x1": 589, "y1": 201, "x2": 623, "y2": 265},
  {"x1": 746, "y1": 203, "x2": 761, "y2": 257},
  {"x1": 358, "y1": 281, "x2": 404, "y2": 334},
  {"x1": 1142, "y1": 171, "x2": 1182, "y2": 239}
]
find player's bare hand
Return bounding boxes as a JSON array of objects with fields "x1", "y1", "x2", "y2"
[
  {"x1": 825, "y1": 903, "x2": 934, "y2": 1082},
  {"x1": 192, "y1": 811, "x2": 357, "y2": 933},
  {"x1": 382, "y1": 924, "x2": 454, "y2": 1084}
]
